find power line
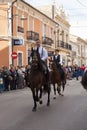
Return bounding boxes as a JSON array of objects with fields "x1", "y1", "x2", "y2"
[
  {"x1": 69, "y1": 13, "x2": 87, "y2": 16},
  {"x1": 76, "y1": 0, "x2": 87, "y2": 8},
  {"x1": 66, "y1": 8, "x2": 87, "y2": 10}
]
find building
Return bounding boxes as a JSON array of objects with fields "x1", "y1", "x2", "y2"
[
  {"x1": 69, "y1": 34, "x2": 87, "y2": 66},
  {"x1": 69, "y1": 35, "x2": 79, "y2": 66},
  {"x1": 77, "y1": 37, "x2": 87, "y2": 66},
  {"x1": 0, "y1": 0, "x2": 57, "y2": 67},
  {"x1": 0, "y1": 0, "x2": 87, "y2": 67},
  {"x1": 36, "y1": 4, "x2": 71, "y2": 65}
]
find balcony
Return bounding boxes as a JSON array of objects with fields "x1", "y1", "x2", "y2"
[
  {"x1": 42, "y1": 36, "x2": 53, "y2": 46},
  {"x1": 57, "y1": 40, "x2": 72, "y2": 50},
  {"x1": 26, "y1": 31, "x2": 39, "y2": 41}
]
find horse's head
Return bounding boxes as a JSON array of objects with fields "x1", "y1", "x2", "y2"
[
  {"x1": 49, "y1": 60, "x2": 57, "y2": 71},
  {"x1": 31, "y1": 48, "x2": 41, "y2": 70}
]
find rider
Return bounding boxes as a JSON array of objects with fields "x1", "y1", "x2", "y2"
[
  {"x1": 53, "y1": 49, "x2": 61, "y2": 69},
  {"x1": 30, "y1": 39, "x2": 49, "y2": 83},
  {"x1": 53, "y1": 49, "x2": 65, "y2": 79}
]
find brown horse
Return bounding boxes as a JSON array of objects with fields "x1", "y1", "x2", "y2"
[
  {"x1": 49, "y1": 60, "x2": 66, "y2": 99},
  {"x1": 27, "y1": 48, "x2": 50, "y2": 111}
]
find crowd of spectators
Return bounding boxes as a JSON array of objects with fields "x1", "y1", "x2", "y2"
[
  {"x1": 0, "y1": 63, "x2": 86, "y2": 93},
  {"x1": 63, "y1": 64, "x2": 86, "y2": 80},
  {"x1": 0, "y1": 64, "x2": 30, "y2": 92}
]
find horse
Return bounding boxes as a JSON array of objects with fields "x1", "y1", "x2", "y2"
[
  {"x1": 49, "y1": 60, "x2": 66, "y2": 99},
  {"x1": 27, "y1": 48, "x2": 50, "y2": 111},
  {"x1": 81, "y1": 70, "x2": 87, "y2": 90}
]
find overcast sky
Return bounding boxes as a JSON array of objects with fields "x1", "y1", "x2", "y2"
[{"x1": 26, "y1": 0, "x2": 87, "y2": 39}]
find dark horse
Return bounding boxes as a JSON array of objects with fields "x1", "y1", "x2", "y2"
[
  {"x1": 49, "y1": 60, "x2": 66, "y2": 98},
  {"x1": 81, "y1": 70, "x2": 87, "y2": 90},
  {"x1": 27, "y1": 48, "x2": 50, "y2": 111}
]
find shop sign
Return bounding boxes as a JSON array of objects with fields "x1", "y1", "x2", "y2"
[{"x1": 13, "y1": 39, "x2": 24, "y2": 46}]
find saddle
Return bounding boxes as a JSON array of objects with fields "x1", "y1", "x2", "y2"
[
  {"x1": 40, "y1": 60, "x2": 49, "y2": 82},
  {"x1": 40, "y1": 60, "x2": 47, "y2": 73}
]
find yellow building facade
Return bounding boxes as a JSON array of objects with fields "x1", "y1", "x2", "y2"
[{"x1": 0, "y1": 0, "x2": 57, "y2": 67}]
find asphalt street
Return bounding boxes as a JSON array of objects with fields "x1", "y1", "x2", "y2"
[{"x1": 0, "y1": 78, "x2": 87, "y2": 130}]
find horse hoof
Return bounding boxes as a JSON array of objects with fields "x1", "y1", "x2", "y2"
[
  {"x1": 53, "y1": 96, "x2": 56, "y2": 99},
  {"x1": 47, "y1": 102, "x2": 50, "y2": 106},
  {"x1": 59, "y1": 93, "x2": 64, "y2": 96},
  {"x1": 32, "y1": 107, "x2": 36, "y2": 112},
  {"x1": 39, "y1": 100, "x2": 43, "y2": 104}
]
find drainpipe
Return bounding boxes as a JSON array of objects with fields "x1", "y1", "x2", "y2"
[{"x1": 11, "y1": 0, "x2": 17, "y2": 65}]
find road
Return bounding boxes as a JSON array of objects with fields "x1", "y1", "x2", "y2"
[{"x1": 0, "y1": 78, "x2": 87, "y2": 130}]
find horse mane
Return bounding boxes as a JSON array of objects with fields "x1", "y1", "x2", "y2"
[
  {"x1": 50, "y1": 60, "x2": 59, "y2": 72},
  {"x1": 50, "y1": 60, "x2": 60, "y2": 75},
  {"x1": 31, "y1": 47, "x2": 43, "y2": 71}
]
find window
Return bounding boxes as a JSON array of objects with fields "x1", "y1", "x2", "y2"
[
  {"x1": 78, "y1": 44, "x2": 81, "y2": 55},
  {"x1": 29, "y1": 16, "x2": 34, "y2": 31},
  {"x1": 50, "y1": 28, "x2": 53, "y2": 39},
  {"x1": 43, "y1": 24, "x2": 46, "y2": 37}
]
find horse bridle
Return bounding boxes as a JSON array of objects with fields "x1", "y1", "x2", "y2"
[{"x1": 31, "y1": 49, "x2": 40, "y2": 70}]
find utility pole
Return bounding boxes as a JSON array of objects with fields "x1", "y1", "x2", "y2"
[{"x1": 11, "y1": 0, "x2": 17, "y2": 65}]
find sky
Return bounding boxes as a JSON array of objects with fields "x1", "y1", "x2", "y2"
[{"x1": 26, "y1": 0, "x2": 87, "y2": 39}]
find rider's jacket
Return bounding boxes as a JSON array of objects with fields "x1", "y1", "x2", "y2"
[
  {"x1": 38, "y1": 46, "x2": 48, "y2": 61},
  {"x1": 30, "y1": 46, "x2": 48, "y2": 62},
  {"x1": 53, "y1": 54, "x2": 60, "y2": 64}
]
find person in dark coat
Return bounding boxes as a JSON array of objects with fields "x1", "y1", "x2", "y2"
[
  {"x1": 9, "y1": 66, "x2": 17, "y2": 90},
  {"x1": 53, "y1": 49, "x2": 61, "y2": 68},
  {"x1": 2, "y1": 66, "x2": 10, "y2": 91},
  {"x1": 53, "y1": 49, "x2": 65, "y2": 80}
]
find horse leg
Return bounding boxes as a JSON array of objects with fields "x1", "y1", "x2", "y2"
[
  {"x1": 31, "y1": 89, "x2": 37, "y2": 111},
  {"x1": 53, "y1": 83, "x2": 56, "y2": 99},
  {"x1": 39, "y1": 88, "x2": 43, "y2": 104},
  {"x1": 57, "y1": 85, "x2": 61, "y2": 95},
  {"x1": 57, "y1": 84, "x2": 63, "y2": 96},
  {"x1": 61, "y1": 82, "x2": 65, "y2": 96},
  {"x1": 61, "y1": 78, "x2": 66, "y2": 96},
  {"x1": 47, "y1": 84, "x2": 50, "y2": 106},
  {"x1": 36, "y1": 88, "x2": 39, "y2": 102}
]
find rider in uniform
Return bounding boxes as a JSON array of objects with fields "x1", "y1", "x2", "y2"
[
  {"x1": 30, "y1": 39, "x2": 49, "y2": 84},
  {"x1": 53, "y1": 49, "x2": 65, "y2": 80},
  {"x1": 53, "y1": 49, "x2": 61, "y2": 69}
]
